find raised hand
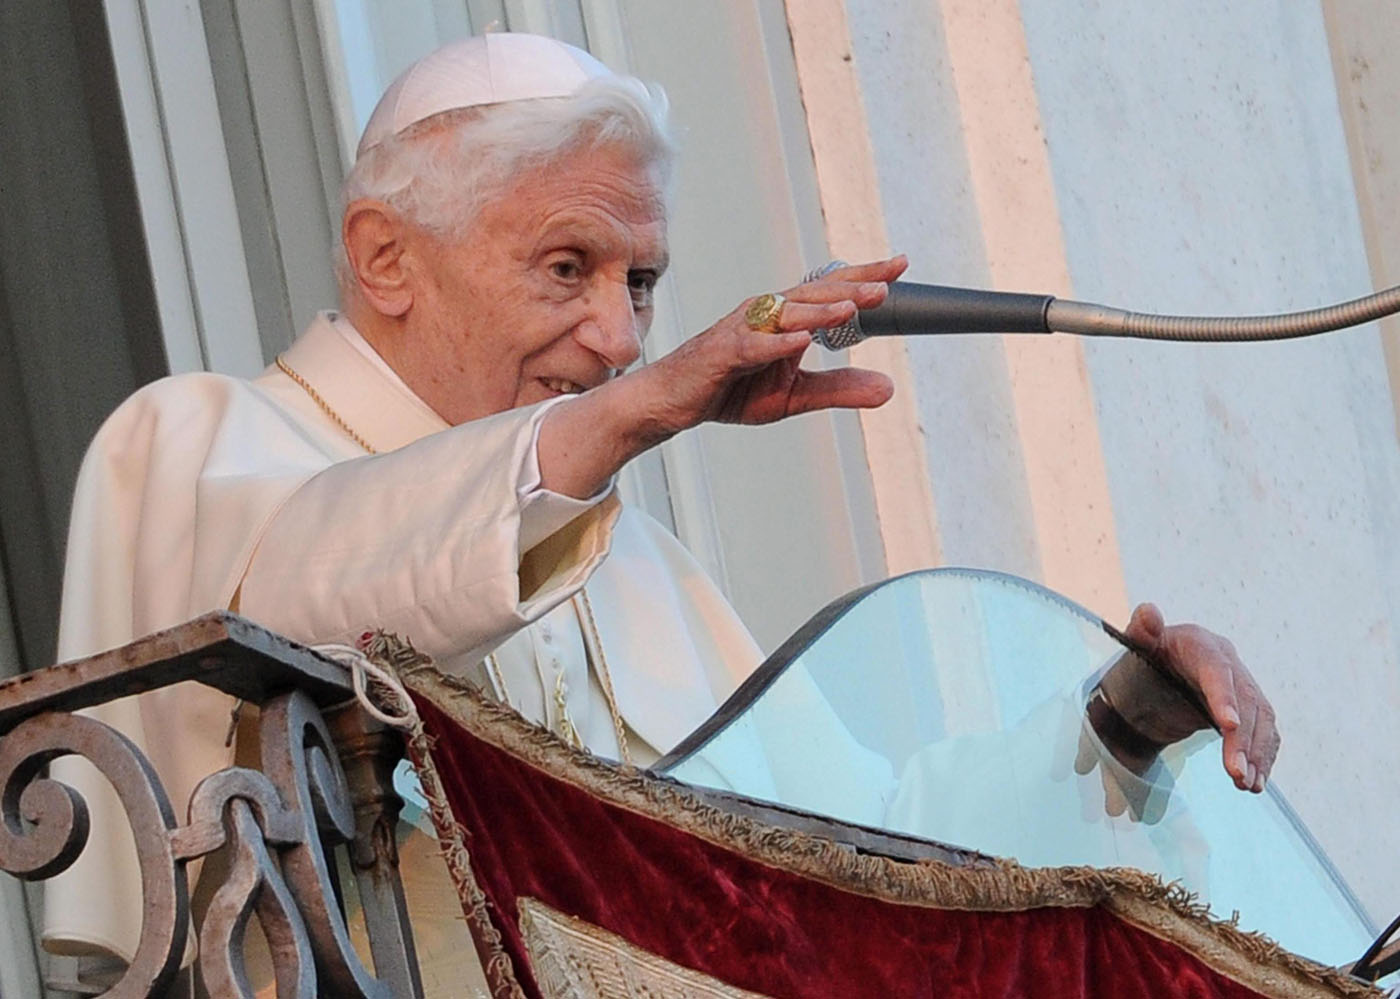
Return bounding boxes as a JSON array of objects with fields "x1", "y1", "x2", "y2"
[
  {"x1": 539, "y1": 256, "x2": 907, "y2": 499},
  {"x1": 643, "y1": 256, "x2": 908, "y2": 432}
]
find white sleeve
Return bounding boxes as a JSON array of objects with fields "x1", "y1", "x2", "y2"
[{"x1": 238, "y1": 400, "x2": 619, "y2": 661}]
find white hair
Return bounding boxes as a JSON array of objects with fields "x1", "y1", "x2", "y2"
[{"x1": 334, "y1": 76, "x2": 675, "y2": 289}]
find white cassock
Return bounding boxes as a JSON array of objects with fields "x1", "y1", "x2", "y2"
[{"x1": 43, "y1": 311, "x2": 761, "y2": 963}]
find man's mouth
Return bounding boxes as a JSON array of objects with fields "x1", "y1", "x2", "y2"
[{"x1": 541, "y1": 377, "x2": 585, "y2": 395}]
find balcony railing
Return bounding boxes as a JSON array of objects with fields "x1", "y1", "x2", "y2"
[{"x1": 0, "y1": 612, "x2": 422, "y2": 998}]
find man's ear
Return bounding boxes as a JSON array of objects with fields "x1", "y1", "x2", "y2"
[{"x1": 342, "y1": 199, "x2": 414, "y2": 317}]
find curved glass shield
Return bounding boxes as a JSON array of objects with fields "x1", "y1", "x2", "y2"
[{"x1": 657, "y1": 568, "x2": 1374, "y2": 969}]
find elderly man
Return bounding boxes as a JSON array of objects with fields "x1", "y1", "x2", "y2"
[{"x1": 45, "y1": 32, "x2": 1277, "y2": 972}]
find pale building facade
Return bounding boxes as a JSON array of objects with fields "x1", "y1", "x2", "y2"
[{"x1": 2, "y1": 0, "x2": 1398, "y2": 991}]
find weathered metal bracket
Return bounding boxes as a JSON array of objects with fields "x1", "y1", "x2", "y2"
[{"x1": 0, "y1": 612, "x2": 424, "y2": 998}]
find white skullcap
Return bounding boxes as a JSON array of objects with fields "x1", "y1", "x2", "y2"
[{"x1": 356, "y1": 33, "x2": 614, "y2": 158}]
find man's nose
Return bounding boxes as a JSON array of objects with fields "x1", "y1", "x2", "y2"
[{"x1": 576, "y1": 281, "x2": 643, "y2": 370}]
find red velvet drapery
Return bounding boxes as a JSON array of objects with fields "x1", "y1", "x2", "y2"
[{"x1": 415, "y1": 696, "x2": 1284, "y2": 999}]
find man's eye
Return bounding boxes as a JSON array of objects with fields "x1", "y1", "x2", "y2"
[
  {"x1": 628, "y1": 270, "x2": 657, "y2": 307},
  {"x1": 550, "y1": 258, "x2": 583, "y2": 282}
]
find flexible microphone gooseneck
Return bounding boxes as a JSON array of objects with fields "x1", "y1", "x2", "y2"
[{"x1": 805, "y1": 262, "x2": 1400, "y2": 350}]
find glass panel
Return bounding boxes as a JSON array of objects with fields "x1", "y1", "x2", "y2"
[{"x1": 661, "y1": 568, "x2": 1375, "y2": 969}]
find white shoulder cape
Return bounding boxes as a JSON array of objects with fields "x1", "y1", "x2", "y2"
[{"x1": 44, "y1": 314, "x2": 637, "y2": 961}]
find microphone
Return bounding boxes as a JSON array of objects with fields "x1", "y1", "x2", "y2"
[
  {"x1": 806, "y1": 263, "x2": 1400, "y2": 347},
  {"x1": 812, "y1": 282, "x2": 1054, "y2": 350}
]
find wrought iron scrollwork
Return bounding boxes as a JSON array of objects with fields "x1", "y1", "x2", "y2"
[
  {"x1": 174, "y1": 765, "x2": 316, "y2": 998},
  {"x1": 0, "y1": 712, "x2": 188, "y2": 998},
  {"x1": 262, "y1": 690, "x2": 394, "y2": 999},
  {"x1": 0, "y1": 686, "x2": 419, "y2": 998}
]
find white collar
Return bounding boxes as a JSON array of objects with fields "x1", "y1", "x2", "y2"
[{"x1": 274, "y1": 311, "x2": 450, "y2": 452}]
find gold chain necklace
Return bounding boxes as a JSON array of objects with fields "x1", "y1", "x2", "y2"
[
  {"x1": 576, "y1": 587, "x2": 633, "y2": 765},
  {"x1": 276, "y1": 355, "x2": 379, "y2": 454},
  {"x1": 275, "y1": 353, "x2": 632, "y2": 763}
]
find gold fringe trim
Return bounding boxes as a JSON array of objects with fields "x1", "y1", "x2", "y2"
[
  {"x1": 358, "y1": 634, "x2": 527, "y2": 999},
  {"x1": 366, "y1": 633, "x2": 1382, "y2": 999}
]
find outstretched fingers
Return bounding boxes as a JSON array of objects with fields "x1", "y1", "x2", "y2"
[
  {"x1": 784, "y1": 280, "x2": 890, "y2": 310},
  {"x1": 1238, "y1": 682, "x2": 1279, "y2": 792},
  {"x1": 812, "y1": 255, "x2": 910, "y2": 285},
  {"x1": 1204, "y1": 667, "x2": 1251, "y2": 789},
  {"x1": 774, "y1": 298, "x2": 858, "y2": 333},
  {"x1": 785, "y1": 367, "x2": 894, "y2": 413}
]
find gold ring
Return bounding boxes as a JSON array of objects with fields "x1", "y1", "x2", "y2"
[{"x1": 744, "y1": 292, "x2": 786, "y2": 333}]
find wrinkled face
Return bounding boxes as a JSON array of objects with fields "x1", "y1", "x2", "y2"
[{"x1": 407, "y1": 145, "x2": 669, "y2": 425}]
